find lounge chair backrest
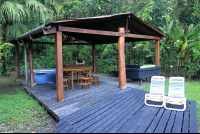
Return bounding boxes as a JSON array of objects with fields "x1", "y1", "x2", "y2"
[
  {"x1": 150, "y1": 76, "x2": 165, "y2": 95},
  {"x1": 169, "y1": 77, "x2": 185, "y2": 97}
]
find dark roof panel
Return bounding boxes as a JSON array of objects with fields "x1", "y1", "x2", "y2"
[{"x1": 8, "y1": 12, "x2": 166, "y2": 44}]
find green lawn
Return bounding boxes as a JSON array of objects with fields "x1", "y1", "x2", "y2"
[
  {"x1": 141, "y1": 78, "x2": 200, "y2": 127},
  {"x1": 0, "y1": 80, "x2": 50, "y2": 132}
]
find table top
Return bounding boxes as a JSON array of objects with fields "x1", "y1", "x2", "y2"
[{"x1": 63, "y1": 66, "x2": 93, "y2": 71}]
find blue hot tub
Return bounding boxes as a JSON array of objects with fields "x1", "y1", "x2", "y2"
[{"x1": 28, "y1": 69, "x2": 56, "y2": 85}]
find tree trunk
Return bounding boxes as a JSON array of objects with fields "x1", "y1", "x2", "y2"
[{"x1": 1, "y1": 24, "x2": 8, "y2": 75}]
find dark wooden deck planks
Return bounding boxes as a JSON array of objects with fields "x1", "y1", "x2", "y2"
[
  {"x1": 56, "y1": 88, "x2": 130, "y2": 118},
  {"x1": 25, "y1": 82, "x2": 124, "y2": 120},
  {"x1": 164, "y1": 110, "x2": 176, "y2": 133},
  {"x1": 189, "y1": 100, "x2": 198, "y2": 133},
  {"x1": 102, "y1": 93, "x2": 146, "y2": 133},
  {"x1": 56, "y1": 88, "x2": 135, "y2": 128},
  {"x1": 56, "y1": 88, "x2": 137, "y2": 130},
  {"x1": 135, "y1": 107, "x2": 161, "y2": 133},
  {"x1": 81, "y1": 91, "x2": 145, "y2": 133},
  {"x1": 58, "y1": 124, "x2": 74, "y2": 133},
  {"x1": 107, "y1": 101, "x2": 149, "y2": 133},
  {"x1": 62, "y1": 88, "x2": 134, "y2": 122},
  {"x1": 182, "y1": 100, "x2": 189, "y2": 133},
  {"x1": 24, "y1": 82, "x2": 198, "y2": 133},
  {"x1": 145, "y1": 107, "x2": 165, "y2": 133},
  {"x1": 126, "y1": 107, "x2": 161, "y2": 133},
  {"x1": 171, "y1": 111, "x2": 183, "y2": 133},
  {"x1": 67, "y1": 88, "x2": 138, "y2": 125},
  {"x1": 73, "y1": 90, "x2": 139, "y2": 132},
  {"x1": 96, "y1": 94, "x2": 146, "y2": 133},
  {"x1": 154, "y1": 109, "x2": 171, "y2": 133},
  {"x1": 55, "y1": 121, "x2": 70, "y2": 133}
]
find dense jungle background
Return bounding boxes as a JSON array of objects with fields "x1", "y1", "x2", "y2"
[{"x1": 0, "y1": 0, "x2": 200, "y2": 81}]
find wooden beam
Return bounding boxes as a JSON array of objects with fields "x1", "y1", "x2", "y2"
[
  {"x1": 55, "y1": 31, "x2": 64, "y2": 102},
  {"x1": 20, "y1": 38, "x2": 24, "y2": 43},
  {"x1": 24, "y1": 42, "x2": 28, "y2": 82},
  {"x1": 126, "y1": 15, "x2": 130, "y2": 33},
  {"x1": 15, "y1": 43, "x2": 20, "y2": 79},
  {"x1": 92, "y1": 44, "x2": 95, "y2": 72},
  {"x1": 155, "y1": 40, "x2": 160, "y2": 66},
  {"x1": 29, "y1": 35, "x2": 34, "y2": 40},
  {"x1": 125, "y1": 34, "x2": 163, "y2": 40},
  {"x1": 63, "y1": 43, "x2": 90, "y2": 45},
  {"x1": 118, "y1": 27, "x2": 126, "y2": 89},
  {"x1": 28, "y1": 40, "x2": 34, "y2": 87},
  {"x1": 59, "y1": 26, "x2": 122, "y2": 36},
  {"x1": 32, "y1": 42, "x2": 89, "y2": 45},
  {"x1": 59, "y1": 26, "x2": 164, "y2": 40},
  {"x1": 43, "y1": 26, "x2": 57, "y2": 35}
]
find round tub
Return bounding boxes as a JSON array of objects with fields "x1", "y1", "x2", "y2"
[{"x1": 28, "y1": 69, "x2": 56, "y2": 85}]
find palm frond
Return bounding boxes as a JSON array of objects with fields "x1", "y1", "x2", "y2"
[
  {"x1": 0, "y1": 1, "x2": 29, "y2": 24},
  {"x1": 24, "y1": 0, "x2": 54, "y2": 23}
]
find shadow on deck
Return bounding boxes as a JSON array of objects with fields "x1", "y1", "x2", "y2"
[{"x1": 24, "y1": 81, "x2": 198, "y2": 133}]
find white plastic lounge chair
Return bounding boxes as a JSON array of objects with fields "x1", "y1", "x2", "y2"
[
  {"x1": 164, "y1": 77, "x2": 186, "y2": 111},
  {"x1": 145, "y1": 76, "x2": 165, "y2": 107}
]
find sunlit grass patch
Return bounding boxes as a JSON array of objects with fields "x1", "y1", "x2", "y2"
[{"x1": 0, "y1": 90, "x2": 49, "y2": 132}]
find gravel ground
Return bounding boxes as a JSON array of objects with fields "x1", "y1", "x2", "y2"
[{"x1": 98, "y1": 73, "x2": 150, "y2": 89}]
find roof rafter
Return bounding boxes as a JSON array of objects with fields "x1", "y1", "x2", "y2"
[{"x1": 58, "y1": 26, "x2": 164, "y2": 40}]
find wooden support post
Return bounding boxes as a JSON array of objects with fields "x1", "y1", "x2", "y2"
[
  {"x1": 28, "y1": 40, "x2": 34, "y2": 87},
  {"x1": 155, "y1": 40, "x2": 160, "y2": 66},
  {"x1": 92, "y1": 44, "x2": 95, "y2": 73},
  {"x1": 15, "y1": 43, "x2": 20, "y2": 79},
  {"x1": 24, "y1": 42, "x2": 28, "y2": 82},
  {"x1": 118, "y1": 27, "x2": 127, "y2": 89},
  {"x1": 55, "y1": 31, "x2": 64, "y2": 102}
]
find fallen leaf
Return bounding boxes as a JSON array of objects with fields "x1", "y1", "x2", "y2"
[
  {"x1": 66, "y1": 127, "x2": 68, "y2": 129},
  {"x1": 166, "y1": 118, "x2": 169, "y2": 120},
  {"x1": 152, "y1": 109, "x2": 154, "y2": 111}
]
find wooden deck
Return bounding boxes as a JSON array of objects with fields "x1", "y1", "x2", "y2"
[
  {"x1": 24, "y1": 80, "x2": 122, "y2": 120},
  {"x1": 55, "y1": 89, "x2": 198, "y2": 133},
  {"x1": 24, "y1": 81, "x2": 198, "y2": 133}
]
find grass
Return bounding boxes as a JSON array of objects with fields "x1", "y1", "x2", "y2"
[
  {"x1": 0, "y1": 79, "x2": 17, "y2": 85},
  {"x1": 0, "y1": 79, "x2": 50, "y2": 132},
  {"x1": 141, "y1": 78, "x2": 200, "y2": 128}
]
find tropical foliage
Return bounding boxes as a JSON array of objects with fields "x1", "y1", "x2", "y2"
[{"x1": 0, "y1": 0, "x2": 200, "y2": 81}]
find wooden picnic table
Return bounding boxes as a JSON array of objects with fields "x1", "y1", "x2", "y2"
[{"x1": 63, "y1": 66, "x2": 93, "y2": 89}]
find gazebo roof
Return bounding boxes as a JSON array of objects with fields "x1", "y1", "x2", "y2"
[{"x1": 9, "y1": 12, "x2": 166, "y2": 44}]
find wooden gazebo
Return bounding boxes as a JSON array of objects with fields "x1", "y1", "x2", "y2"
[{"x1": 9, "y1": 12, "x2": 166, "y2": 102}]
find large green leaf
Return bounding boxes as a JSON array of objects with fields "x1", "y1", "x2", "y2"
[
  {"x1": 182, "y1": 36, "x2": 187, "y2": 51},
  {"x1": 188, "y1": 24, "x2": 194, "y2": 31},
  {"x1": 177, "y1": 30, "x2": 184, "y2": 40},
  {"x1": 193, "y1": 52, "x2": 200, "y2": 60},
  {"x1": 173, "y1": 28, "x2": 177, "y2": 42},
  {"x1": 168, "y1": 20, "x2": 174, "y2": 33}
]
